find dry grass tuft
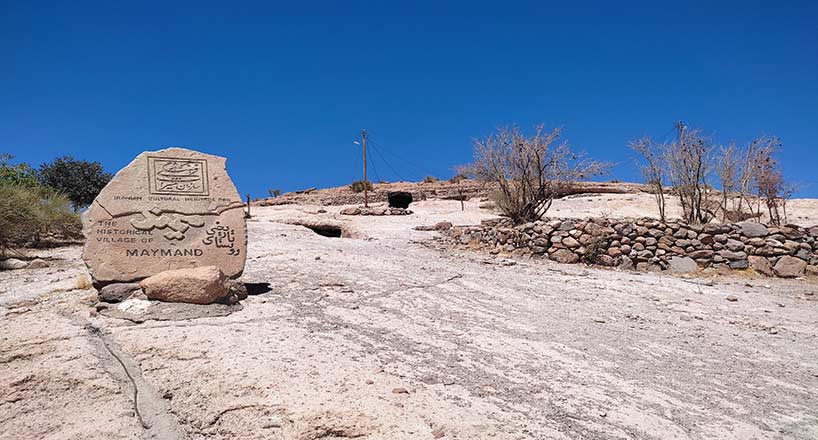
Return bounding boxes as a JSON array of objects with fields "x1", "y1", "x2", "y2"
[{"x1": 74, "y1": 272, "x2": 93, "y2": 290}]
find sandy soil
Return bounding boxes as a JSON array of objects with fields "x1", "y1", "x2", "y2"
[
  {"x1": 548, "y1": 192, "x2": 818, "y2": 227},
  {"x1": 2, "y1": 200, "x2": 818, "y2": 439}
]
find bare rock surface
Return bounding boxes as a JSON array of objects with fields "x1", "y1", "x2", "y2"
[
  {"x1": 99, "y1": 299, "x2": 243, "y2": 322},
  {"x1": 82, "y1": 147, "x2": 247, "y2": 283},
  {"x1": 2, "y1": 200, "x2": 818, "y2": 439}
]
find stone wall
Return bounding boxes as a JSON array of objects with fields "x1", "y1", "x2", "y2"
[{"x1": 447, "y1": 218, "x2": 818, "y2": 278}]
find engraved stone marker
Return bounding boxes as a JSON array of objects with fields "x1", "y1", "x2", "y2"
[{"x1": 82, "y1": 147, "x2": 247, "y2": 283}]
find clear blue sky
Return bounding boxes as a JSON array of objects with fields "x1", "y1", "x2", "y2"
[{"x1": 2, "y1": 1, "x2": 817, "y2": 197}]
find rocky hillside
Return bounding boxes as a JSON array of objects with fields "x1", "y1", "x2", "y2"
[{"x1": 255, "y1": 179, "x2": 648, "y2": 207}]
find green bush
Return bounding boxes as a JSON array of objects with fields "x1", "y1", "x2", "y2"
[
  {"x1": 0, "y1": 154, "x2": 39, "y2": 187},
  {"x1": 349, "y1": 180, "x2": 373, "y2": 192},
  {"x1": 0, "y1": 184, "x2": 80, "y2": 255}
]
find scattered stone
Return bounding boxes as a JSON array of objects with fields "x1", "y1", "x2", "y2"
[
  {"x1": 738, "y1": 222, "x2": 768, "y2": 238},
  {"x1": 688, "y1": 250, "x2": 714, "y2": 259},
  {"x1": 98, "y1": 282, "x2": 143, "y2": 303},
  {"x1": 140, "y1": 266, "x2": 230, "y2": 304},
  {"x1": 432, "y1": 427, "x2": 446, "y2": 438},
  {"x1": 773, "y1": 256, "x2": 807, "y2": 278},
  {"x1": 227, "y1": 279, "x2": 248, "y2": 300},
  {"x1": 562, "y1": 237, "x2": 580, "y2": 248},
  {"x1": 117, "y1": 297, "x2": 152, "y2": 314},
  {"x1": 434, "y1": 221, "x2": 453, "y2": 231},
  {"x1": 669, "y1": 256, "x2": 697, "y2": 273},
  {"x1": 725, "y1": 239, "x2": 745, "y2": 252},
  {"x1": 748, "y1": 256, "x2": 774, "y2": 277},
  {"x1": 0, "y1": 258, "x2": 28, "y2": 270},
  {"x1": 82, "y1": 147, "x2": 247, "y2": 283},
  {"x1": 726, "y1": 295, "x2": 738, "y2": 302},
  {"x1": 550, "y1": 249, "x2": 579, "y2": 264},
  {"x1": 415, "y1": 221, "x2": 453, "y2": 232},
  {"x1": 27, "y1": 258, "x2": 49, "y2": 269},
  {"x1": 718, "y1": 250, "x2": 747, "y2": 261},
  {"x1": 392, "y1": 387, "x2": 410, "y2": 395}
]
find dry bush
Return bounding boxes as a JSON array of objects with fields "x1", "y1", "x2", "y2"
[
  {"x1": 715, "y1": 143, "x2": 739, "y2": 222},
  {"x1": 753, "y1": 138, "x2": 790, "y2": 225},
  {"x1": 665, "y1": 128, "x2": 714, "y2": 224},
  {"x1": 630, "y1": 137, "x2": 668, "y2": 221},
  {"x1": 466, "y1": 125, "x2": 608, "y2": 223},
  {"x1": 0, "y1": 184, "x2": 79, "y2": 255},
  {"x1": 712, "y1": 136, "x2": 787, "y2": 224}
]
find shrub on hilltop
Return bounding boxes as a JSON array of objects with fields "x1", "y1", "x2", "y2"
[{"x1": 349, "y1": 180, "x2": 373, "y2": 192}]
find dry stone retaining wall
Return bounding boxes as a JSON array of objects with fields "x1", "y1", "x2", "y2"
[{"x1": 447, "y1": 218, "x2": 818, "y2": 278}]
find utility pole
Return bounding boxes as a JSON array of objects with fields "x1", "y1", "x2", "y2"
[
  {"x1": 361, "y1": 129, "x2": 369, "y2": 208},
  {"x1": 676, "y1": 120, "x2": 684, "y2": 147}
]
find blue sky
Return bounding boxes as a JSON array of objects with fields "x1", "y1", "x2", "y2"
[{"x1": 2, "y1": 1, "x2": 817, "y2": 196}]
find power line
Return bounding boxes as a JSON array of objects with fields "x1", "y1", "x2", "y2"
[
  {"x1": 368, "y1": 140, "x2": 407, "y2": 181},
  {"x1": 366, "y1": 131, "x2": 434, "y2": 176},
  {"x1": 367, "y1": 143, "x2": 381, "y2": 183}
]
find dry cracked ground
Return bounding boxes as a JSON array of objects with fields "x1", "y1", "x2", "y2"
[{"x1": 2, "y1": 200, "x2": 818, "y2": 440}]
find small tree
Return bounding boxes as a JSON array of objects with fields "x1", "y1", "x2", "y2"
[
  {"x1": 38, "y1": 156, "x2": 111, "y2": 211},
  {"x1": 268, "y1": 189, "x2": 282, "y2": 198},
  {"x1": 629, "y1": 137, "x2": 667, "y2": 221},
  {"x1": 466, "y1": 125, "x2": 607, "y2": 223}
]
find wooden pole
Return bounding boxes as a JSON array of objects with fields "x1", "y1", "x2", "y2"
[
  {"x1": 362, "y1": 129, "x2": 369, "y2": 208},
  {"x1": 245, "y1": 194, "x2": 251, "y2": 218}
]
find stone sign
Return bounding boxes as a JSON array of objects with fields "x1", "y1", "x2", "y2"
[{"x1": 82, "y1": 147, "x2": 247, "y2": 283}]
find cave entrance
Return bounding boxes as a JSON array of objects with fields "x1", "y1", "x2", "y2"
[{"x1": 306, "y1": 224, "x2": 343, "y2": 238}]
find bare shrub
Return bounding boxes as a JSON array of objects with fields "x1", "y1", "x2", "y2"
[
  {"x1": 715, "y1": 143, "x2": 738, "y2": 222},
  {"x1": 753, "y1": 139, "x2": 790, "y2": 225},
  {"x1": 713, "y1": 136, "x2": 784, "y2": 223},
  {"x1": 466, "y1": 125, "x2": 608, "y2": 223},
  {"x1": 629, "y1": 137, "x2": 667, "y2": 221},
  {"x1": 665, "y1": 128, "x2": 713, "y2": 224}
]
